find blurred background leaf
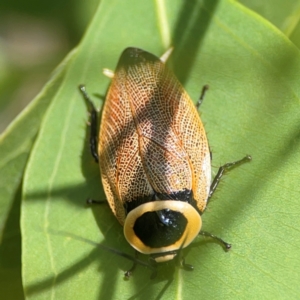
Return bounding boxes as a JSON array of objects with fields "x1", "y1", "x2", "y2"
[
  {"x1": 0, "y1": 0, "x2": 98, "y2": 133},
  {"x1": 239, "y1": 0, "x2": 300, "y2": 48}
]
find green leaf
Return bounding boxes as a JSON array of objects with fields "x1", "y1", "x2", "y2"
[
  {"x1": 0, "y1": 50, "x2": 73, "y2": 299},
  {"x1": 21, "y1": 0, "x2": 300, "y2": 299},
  {"x1": 239, "y1": 0, "x2": 300, "y2": 48}
]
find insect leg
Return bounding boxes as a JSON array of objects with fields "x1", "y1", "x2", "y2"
[
  {"x1": 124, "y1": 251, "x2": 139, "y2": 279},
  {"x1": 207, "y1": 155, "x2": 252, "y2": 205},
  {"x1": 196, "y1": 85, "x2": 209, "y2": 110},
  {"x1": 199, "y1": 231, "x2": 231, "y2": 251},
  {"x1": 79, "y1": 85, "x2": 99, "y2": 163},
  {"x1": 180, "y1": 257, "x2": 194, "y2": 270},
  {"x1": 86, "y1": 198, "x2": 106, "y2": 205}
]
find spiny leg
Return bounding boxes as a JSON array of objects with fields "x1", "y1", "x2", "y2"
[
  {"x1": 207, "y1": 155, "x2": 252, "y2": 206},
  {"x1": 176, "y1": 236, "x2": 194, "y2": 270},
  {"x1": 199, "y1": 231, "x2": 231, "y2": 251},
  {"x1": 196, "y1": 84, "x2": 209, "y2": 110},
  {"x1": 124, "y1": 251, "x2": 139, "y2": 279},
  {"x1": 180, "y1": 257, "x2": 194, "y2": 271},
  {"x1": 201, "y1": 155, "x2": 251, "y2": 249},
  {"x1": 86, "y1": 198, "x2": 106, "y2": 205},
  {"x1": 79, "y1": 85, "x2": 99, "y2": 163}
]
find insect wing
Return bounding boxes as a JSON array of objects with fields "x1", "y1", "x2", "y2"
[{"x1": 99, "y1": 48, "x2": 211, "y2": 223}]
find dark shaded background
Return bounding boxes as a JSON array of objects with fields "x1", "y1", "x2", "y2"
[{"x1": 0, "y1": 0, "x2": 98, "y2": 133}]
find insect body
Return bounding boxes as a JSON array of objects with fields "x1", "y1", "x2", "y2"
[
  {"x1": 101, "y1": 47, "x2": 211, "y2": 261},
  {"x1": 80, "y1": 47, "x2": 251, "y2": 269}
]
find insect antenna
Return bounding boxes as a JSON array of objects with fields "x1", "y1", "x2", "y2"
[{"x1": 48, "y1": 229, "x2": 157, "y2": 278}]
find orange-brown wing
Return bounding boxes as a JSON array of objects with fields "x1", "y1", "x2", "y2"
[
  {"x1": 99, "y1": 48, "x2": 210, "y2": 224},
  {"x1": 99, "y1": 62, "x2": 154, "y2": 225},
  {"x1": 174, "y1": 87, "x2": 211, "y2": 212},
  {"x1": 124, "y1": 49, "x2": 211, "y2": 212}
]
